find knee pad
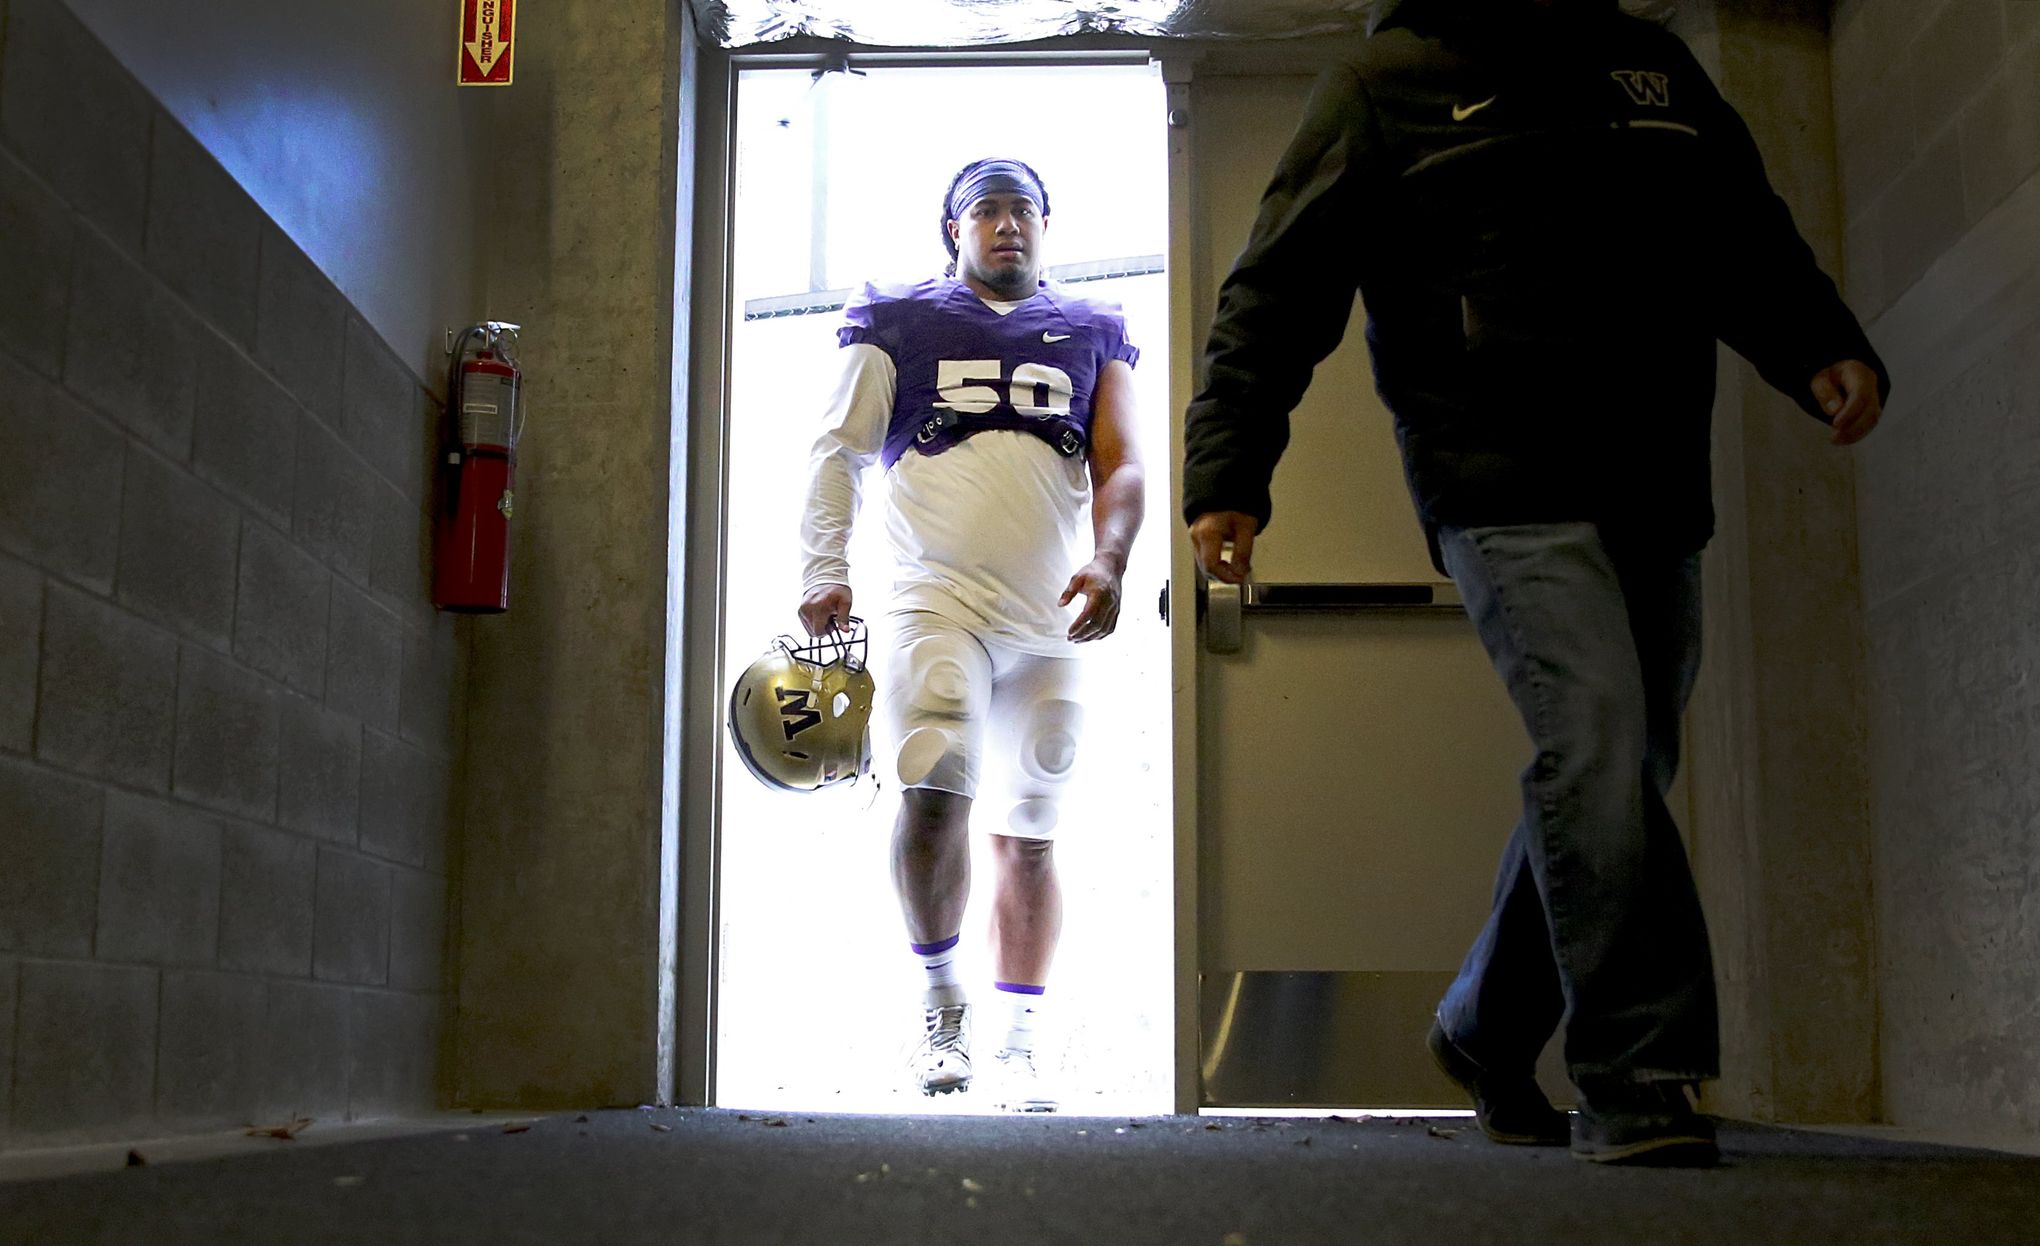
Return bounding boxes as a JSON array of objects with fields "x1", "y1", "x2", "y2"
[
  {"x1": 1007, "y1": 795, "x2": 1060, "y2": 838},
  {"x1": 894, "y1": 656, "x2": 975, "y2": 789},
  {"x1": 918, "y1": 657, "x2": 971, "y2": 712},
  {"x1": 1017, "y1": 699, "x2": 1082, "y2": 785},
  {"x1": 896, "y1": 726, "x2": 964, "y2": 788},
  {"x1": 1003, "y1": 698, "x2": 1080, "y2": 837}
]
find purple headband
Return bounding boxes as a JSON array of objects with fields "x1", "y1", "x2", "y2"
[{"x1": 948, "y1": 160, "x2": 1046, "y2": 221}]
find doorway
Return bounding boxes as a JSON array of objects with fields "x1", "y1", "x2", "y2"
[{"x1": 709, "y1": 59, "x2": 1175, "y2": 1116}]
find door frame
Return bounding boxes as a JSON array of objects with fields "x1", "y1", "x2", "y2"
[
  {"x1": 1160, "y1": 54, "x2": 1202, "y2": 1116},
  {"x1": 675, "y1": 42, "x2": 1191, "y2": 1110}
]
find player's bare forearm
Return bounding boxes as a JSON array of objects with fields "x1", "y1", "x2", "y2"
[
  {"x1": 1090, "y1": 461, "x2": 1146, "y2": 574},
  {"x1": 1067, "y1": 356, "x2": 1142, "y2": 641},
  {"x1": 1063, "y1": 459, "x2": 1144, "y2": 642},
  {"x1": 1085, "y1": 359, "x2": 1144, "y2": 574}
]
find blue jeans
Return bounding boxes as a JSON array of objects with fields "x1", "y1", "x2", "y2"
[{"x1": 1434, "y1": 522, "x2": 1717, "y2": 1086}]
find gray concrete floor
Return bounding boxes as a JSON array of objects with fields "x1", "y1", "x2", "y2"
[{"x1": 7, "y1": 1109, "x2": 2040, "y2": 1246}]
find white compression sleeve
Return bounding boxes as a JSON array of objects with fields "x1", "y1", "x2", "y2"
[{"x1": 799, "y1": 343, "x2": 896, "y2": 594}]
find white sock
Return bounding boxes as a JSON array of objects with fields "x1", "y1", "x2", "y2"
[
  {"x1": 913, "y1": 935, "x2": 964, "y2": 1007},
  {"x1": 995, "y1": 982, "x2": 1046, "y2": 1054}
]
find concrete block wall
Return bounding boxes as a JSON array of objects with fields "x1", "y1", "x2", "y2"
[
  {"x1": 1832, "y1": 0, "x2": 2040, "y2": 1137},
  {"x1": 1835, "y1": 0, "x2": 2040, "y2": 319},
  {"x1": 0, "y1": 0, "x2": 463, "y2": 1149}
]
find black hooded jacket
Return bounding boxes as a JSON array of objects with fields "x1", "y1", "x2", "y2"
[{"x1": 1182, "y1": 0, "x2": 1888, "y2": 567}]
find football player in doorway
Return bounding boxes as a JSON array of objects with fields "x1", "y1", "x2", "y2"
[{"x1": 796, "y1": 158, "x2": 1146, "y2": 1110}]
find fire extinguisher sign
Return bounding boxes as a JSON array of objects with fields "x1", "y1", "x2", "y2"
[{"x1": 458, "y1": 0, "x2": 515, "y2": 87}]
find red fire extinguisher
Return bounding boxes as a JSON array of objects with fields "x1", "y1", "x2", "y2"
[{"x1": 434, "y1": 321, "x2": 524, "y2": 613}]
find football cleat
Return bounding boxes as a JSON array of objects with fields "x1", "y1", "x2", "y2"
[
  {"x1": 991, "y1": 1047, "x2": 1058, "y2": 1113},
  {"x1": 912, "y1": 1002, "x2": 972, "y2": 1096}
]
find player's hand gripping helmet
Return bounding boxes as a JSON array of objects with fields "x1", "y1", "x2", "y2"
[{"x1": 727, "y1": 619, "x2": 877, "y2": 793}]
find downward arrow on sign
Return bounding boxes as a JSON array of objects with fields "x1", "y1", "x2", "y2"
[{"x1": 459, "y1": 0, "x2": 514, "y2": 85}]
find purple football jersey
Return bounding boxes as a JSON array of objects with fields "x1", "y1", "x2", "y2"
[{"x1": 837, "y1": 278, "x2": 1139, "y2": 469}]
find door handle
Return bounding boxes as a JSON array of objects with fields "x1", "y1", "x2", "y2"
[{"x1": 1203, "y1": 581, "x2": 1463, "y2": 654}]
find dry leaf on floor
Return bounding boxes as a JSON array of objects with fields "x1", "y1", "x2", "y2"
[
  {"x1": 245, "y1": 1117, "x2": 313, "y2": 1141},
  {"x1": 503, "y1": 1123, "x2": 532, "y2": 1135},
  {"x1": 650, "y1": 1123, "x2": 673, "y2": 1132}
]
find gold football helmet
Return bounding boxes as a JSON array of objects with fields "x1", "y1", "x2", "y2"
[{"x1": 727, "y1": 619, "x2": 876, "y2": 793}]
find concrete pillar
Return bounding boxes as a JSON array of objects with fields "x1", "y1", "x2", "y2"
[
  {"x1": 453, "y1": 0, "x2": 693, "y2": 1109},
  {"x1": 1675, "y1": 0, "x2": 1880, "y2": 1123}
]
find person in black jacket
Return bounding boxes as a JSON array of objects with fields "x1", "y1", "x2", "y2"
[{"x1": 1183, "y1": 0, "x2": 1887, "y2": 1166}]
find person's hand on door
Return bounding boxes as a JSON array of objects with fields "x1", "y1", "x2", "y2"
[{"x1": 1189, "y1": 511, "x2": 1259, "y2": 585}]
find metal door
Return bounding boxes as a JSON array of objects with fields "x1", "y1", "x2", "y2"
[{"x1": 1164, "y1": 62, "x2": 1545, "y2": 1109}]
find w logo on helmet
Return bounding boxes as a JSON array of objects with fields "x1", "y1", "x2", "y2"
[
  {"x1": 1611, "y1": 70, "x2": 1671, "y2": 107},
  {"x1": 776, "y1": 687, "x2": 824, "y2": 740}
]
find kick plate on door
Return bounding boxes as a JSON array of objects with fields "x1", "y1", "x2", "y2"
[
  {"x1": 1200, "y1": 970, "x2": 1463, "y2": 1107},
  {"x1": 1199, "y1": 970, "x2": 1574, "y2": 1109}
]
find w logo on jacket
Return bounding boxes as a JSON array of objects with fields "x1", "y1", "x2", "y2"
[{"x1": 1611, "y1": 70, "x2": 1672, "y2": 107}]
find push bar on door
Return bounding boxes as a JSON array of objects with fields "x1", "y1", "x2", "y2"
[{"x1": 1204, "y1": 580, "x2": 1464, "y2": 653}]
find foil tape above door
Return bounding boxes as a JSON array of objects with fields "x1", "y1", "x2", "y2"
[{"x1": 693, "y1": 0, "x2": 1676, "y2": 49}]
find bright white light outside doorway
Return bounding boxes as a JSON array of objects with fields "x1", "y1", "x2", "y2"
[{"x1": 714, "y1": 62, "x2": 1174, "y2": 1116}]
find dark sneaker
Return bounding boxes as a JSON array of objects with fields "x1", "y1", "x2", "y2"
[
  {"x1": 1571, "y1": 1081, "x2": 1719, "y2": 1166},
  {"x1": 1426, "y1": 1021, "x2": 1570, "y2": 1146}
]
